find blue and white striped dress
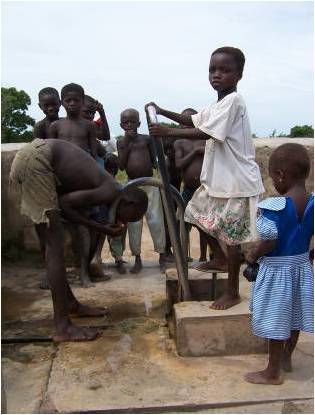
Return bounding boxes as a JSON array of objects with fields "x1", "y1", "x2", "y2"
[{"x1": 251, "y1": 195, "x2": 314, "y2": 340}]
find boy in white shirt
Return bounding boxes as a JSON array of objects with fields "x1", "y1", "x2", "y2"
[{"x1": 146, "y1": 46, "x2": 264, "y2": 310}]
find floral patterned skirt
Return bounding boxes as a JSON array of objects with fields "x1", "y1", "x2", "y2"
[{"x1": 184, "y1": 185, "x2": 260, "y2": 246}]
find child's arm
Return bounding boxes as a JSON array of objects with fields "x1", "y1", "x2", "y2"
[
  {"x1": 145, "y1": 102, "x2": 193, "y2": 126},
  {"x1": 245, "y1": 240, "x2": 277, "y2": 264},
  {"x1": 174, "y1": 144, "x2": 204, "y2": 170},
  {"x1": 117, "y1": 138, "x2": 131, "y2": 169},
  {"x1": 48, "y1": 121, "x2": 59, "y2": 138},
  {"x1": 149, "y1": 124, "x2": 209, "y2": 141},
  {"x1": 88, "y1": 123, "x2": 98, "y2": 159},
  {"x1": 33, "y1": 121, "x2": 45, "y2": 139},
  {"x1": 95, "y1": 101, "x2": 111, "y2": 141}
]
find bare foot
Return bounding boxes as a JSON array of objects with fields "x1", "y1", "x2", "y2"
[
  {"x1": 89, "y1": 263, "x2": 111, "y2": 281},
  {"x1": 69, "y1": 302, "x2": 109, "y2": 317},
  {"x1": 80, "y1": 274, "x2": 95, "y2": 288},
  {"x1": 116, "y1": 260, "x2": 127, "y2": 275},
  {"x1": 210, "y1": 293, "x2": 241, "y2": 310},
  {"x1": 130, "y1": 258, "x2": 142, "y2": 274},
  {"x1": 195, "y1": 260, "x2": 228, "y2": 272},
  {"x1": 244, "y1": 370, "x2": 283, "y2": 385},
  {"x1": 53, "y1": 324, "x2": 100, "y2": 342},
  {"x1": 282, "y1": 355, "x2": 293, "y2": 372}
]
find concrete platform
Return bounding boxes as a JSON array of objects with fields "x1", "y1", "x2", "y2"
[
  {"x1": 173, "y1": 299, "x2": 267, "y2": 357},
  {"x1": 166, "y1": 267, "x2": 227, "y2": 313}
]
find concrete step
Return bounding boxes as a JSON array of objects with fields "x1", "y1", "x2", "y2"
[
  {"x1": 165, "y1": 267, "x2": 228, "y2": 313},
  {"x1": 173, "y1": 298, "x2": 267, "y2": 357}
]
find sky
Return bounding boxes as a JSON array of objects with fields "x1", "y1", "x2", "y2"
[{"x1": 1, "y1": 0, "x2": 314, "y2": 137}]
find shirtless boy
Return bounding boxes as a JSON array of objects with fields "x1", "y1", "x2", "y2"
[
  {"x1": 117, "y1": 108, "x2": 167, "y2": 273},
  {"x1": 49, "y1": 84, "x2": 106, "y2": 286},
  {"x1": 33, "y1": 87, "x2": 61, "y2": 139},
  {"x1": 10, "y1": 138, "x2": 148, "y2": 342},
  {"x1": 49, "y1": 83, "x2": 98, "y2": 158}
]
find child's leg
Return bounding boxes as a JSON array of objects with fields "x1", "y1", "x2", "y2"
[
  {"x1": 144, "y1": 186, "x2": 167, "y2": 272},
  {"x1": 35, "y1": 224, "x2": 50, "y2": 290},
  {"x1": 90, "y1": 232, "x2": 111, "y2": 281},
  {"x1": 283, "y1": 330, "x2": 300, "y2": 372},
  {"x1": 196, "y1": 234, "x2": 228, "y2": 272},
  {"x1": 210, "y1": 244, "x2": 241, "y2": 310},
  {"x1": 77, "y1": 225, "x2": 94, "y2": 288},
  {"x1": 198, "y1": 229, "x2": 208, "y2": 262},
  {"x1": 245, "y1": 339, "x2": 285, "y2": 385},
  {"x1": 109, "y1": 231, "x2": 127, "y2": 274},
  {"x1": 38, "y1": 210, "x2": 100, "y2": 342},
  {"x1": 128, "y1": 219, "x2": 143, "y2": 274}
]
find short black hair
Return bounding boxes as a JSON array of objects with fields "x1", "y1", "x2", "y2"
[
  {"x1": 118, "y1": 187, "x2": 148, "y2": 222},
  {"x1": 105, "y1": 153, "x2": 119, "y2": 173},
  {"x1": 120, "y1": 108, "x2": 140, "y2": 120},
  {"x1": 212, "y1": 46, "x2": 245, "y2": 75},
  {"x1": 38, "y1": 87, "x2": 60, "y2": 100},
  {"x1": 269, "y1": 143, "x2": 311, "y2": 180},
  {"x1": 61, "y1": 83, "x2": 85, "y2": 100}
]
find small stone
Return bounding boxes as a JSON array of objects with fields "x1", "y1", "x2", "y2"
[{"x1": 87, "y1": 379, "x2": 102, "y2": 390}]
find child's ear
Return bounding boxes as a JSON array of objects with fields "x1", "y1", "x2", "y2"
[
  {"x1": 138, "y1": 121, "x2": 141, "y2": 127},
  {"x1": 38, "y1": 102, "x2": 43, "y2": 110}
]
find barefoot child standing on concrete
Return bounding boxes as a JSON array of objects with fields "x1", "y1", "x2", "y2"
[
  {"x1": 10, "y1": 138, "x2": 148, "y2": 342},
  {"x1": 244, "y1": 143, "x2": 313, "y2": 385},
  {"x1": 147, "y1": 46, "x2": 264, "y2": 309},
  {"x1": 117, "y1": 108, "x2": 167, "y2": 274}
]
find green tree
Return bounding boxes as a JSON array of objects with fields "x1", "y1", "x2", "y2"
[
  {"x1": 1, "y1": 87, "x2": 35, "y2": 143},
  {"x1": 290, "y1": 125, "x2": 314, "y2": 138}
]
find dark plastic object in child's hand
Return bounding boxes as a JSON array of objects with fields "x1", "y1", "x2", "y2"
[{"x1": 243, "y1": 263, "x2": 259, "y2": 282}]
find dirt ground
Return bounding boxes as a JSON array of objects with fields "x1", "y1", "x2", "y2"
[{"x1": 2, "y1": 221, "x2": 314, "y2": 414}]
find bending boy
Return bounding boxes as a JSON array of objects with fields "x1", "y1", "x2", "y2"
[{"x1": 10, "y1": 138, "x2": 148, "y2": 342}]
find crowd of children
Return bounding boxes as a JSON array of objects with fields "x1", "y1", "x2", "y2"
[{"x1": 10, "y1": 46, "x2": 313, "y2": 385}]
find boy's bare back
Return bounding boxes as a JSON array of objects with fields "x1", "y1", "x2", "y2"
[{"x1": 174, "y1": 139, "x2": 205, "y2": 188}]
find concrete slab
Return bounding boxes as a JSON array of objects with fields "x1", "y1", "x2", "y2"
[
  {"x1": 43, "y1": 325, "x2": 313, "y2": 413},
  {"x1": 2, "y1": 343, "x2": 56, "y2": 414},
  {"x1": 174, "y1": 300, "x2": 267, "y2": 356}
]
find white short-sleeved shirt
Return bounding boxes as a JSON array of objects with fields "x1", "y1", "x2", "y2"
[{"x1": 192, "y1": 92, "x2": 265, "y2": 198}]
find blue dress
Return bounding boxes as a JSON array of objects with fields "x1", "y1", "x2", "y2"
[{"x1": 251, "y1": 195, "x2": 314, "y2": 340}]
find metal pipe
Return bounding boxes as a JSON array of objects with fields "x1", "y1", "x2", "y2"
[{"x1": 145, "y1": 106, "x2": 191, "y2": 301}]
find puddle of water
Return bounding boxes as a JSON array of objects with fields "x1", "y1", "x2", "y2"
[
  {"x1": 144, "y1": 297, "x2": 152, "y2": 316},
  {"x1": 106, "y1": 334, "x2": 133, "y2": 373}
]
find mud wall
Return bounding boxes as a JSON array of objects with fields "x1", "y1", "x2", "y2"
[{"x1": 2, "y1": 137, "x2": 314, "y2": 252}]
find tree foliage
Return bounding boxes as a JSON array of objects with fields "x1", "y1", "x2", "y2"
[
  {"x1": 290, "y1": 125, "x2": 314, "y2": 138},
  {"x1": 1, "y1": 87, "x2": 35, "y2": 143}
]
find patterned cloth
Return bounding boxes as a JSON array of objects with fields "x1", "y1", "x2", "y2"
[
  {"x1": 184, "y1": 190, "x2": 259, "y2": 245},
  {"x1": 251, "y1": 196, "x2": 314, "y2": 340},
  {"x1": 9, "y1": 138, "x2": 60, "y2": 224}
]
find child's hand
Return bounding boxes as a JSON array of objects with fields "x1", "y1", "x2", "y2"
[
  {"x1": 100, "y1": 223, "x2": 125, "y2": 237},
  {"x1": 145, "y1": 102, "x2": 162, "y2": 115},
  {"x1": 244, "y1": 251, "x2": 257, "y2": 264},
  {"x1": 95, "y1": 101, "x2": 105, "y2": 115},
  {"x1": 149, "y1": 123, "x2": 168, "y2": 137}
]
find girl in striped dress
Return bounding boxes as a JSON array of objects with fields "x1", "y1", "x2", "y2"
[{"x1": 245, "y1": 143, "x2": 314, "y2": 385}]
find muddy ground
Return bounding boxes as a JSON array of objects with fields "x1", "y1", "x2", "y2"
[{"x1": 2, "y1": 223, "x2": 314, "y2": 414}]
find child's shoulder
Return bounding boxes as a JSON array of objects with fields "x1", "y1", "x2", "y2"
[{"x1": 257, "y1": 197, "x2": 287, "y2": 212}]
